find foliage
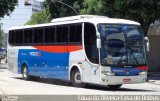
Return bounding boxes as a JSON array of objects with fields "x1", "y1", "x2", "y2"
[
  {"x1": 27, "y1": 0, "x2": 84, "y2": 24},
  {"x1": 81, "y1": 0, "x2": 115, "y2": 16},
  {"x1": 0, "y1": 25, "x2": 3, "y2": 47},
  {"x1": 0, "y1": 0, "x2": 18, "y2": 18},
  {"x1": 25, "y1": 0, "x2": 160, "y2": 36},
  {"x1": 44, "y1": 0, "x2": 84, "y2": 21},
  {"x1": 0, "y1": 0, "x2": 17, "y2": 47},
  {"x1": 25, "y1": 10, "x2": 50, "y2": 25},
  {"x1": 81, "y1": 0, "x2": 160, "y2": 36}
]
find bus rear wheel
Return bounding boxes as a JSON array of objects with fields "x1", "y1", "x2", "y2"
[
  {"x1": 108, "y1": 84, "x2": 122, "y2": 90},
  {"x1": 71, "y1": 69, "x2": 85, "y2": 87},
  {"x1": 22, "y1": 65, "x2": 41, "y2": 81},
  {"x1": 22, "y1": 65, "x2": 31, "y2": 80}
]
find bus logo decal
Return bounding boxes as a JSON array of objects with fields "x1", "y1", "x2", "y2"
[{"x1": 30, "y1": 51, "x2": 41, "y2": 57}]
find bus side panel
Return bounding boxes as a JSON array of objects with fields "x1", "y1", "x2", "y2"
[
  {"x1": 41, "y1": 51, "x2": 69, "y2": 80},
  {"x1": 18, "y1": 46, "x2": 69, "y2": 80},
  {"x1": 18, "y1": 45, "x2": 85, "y2": 80},
  {"x1": 35, "y1": 45, "x2": 69, "y2": 80}
]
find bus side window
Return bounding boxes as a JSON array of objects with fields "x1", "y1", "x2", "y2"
[
  {"x1": 33, "y1": 28, "x2": 44, "y2": 44},
  {"x1": 9, "y1": 30, "x2": 15, "y2": 45},
  {"x1": 24, "y1": 29, "x2": 33, "y2": 45},
  {"x1": 33, "y1": 29, "x2": 38, "y2": 44},
  {"x1": 44, "y1": 26, "x2": 55, "y2": 44},
  {"x1": 15, "y1": 30, "x2": 23, "y2": 45},
  {"x1": 44, "y1": 27, "x2": 50, "y2": 43},
  {"x1": 39, "y1": 28, "x2": 44, "y2": 43},
  {"x1": 75, "y1": 24, "x2": 82, "y2": 42},
  {"x1": 69, "y1": 24, "x2": 82, "y2": 43},
  {"x1": 54, "y1": 25, "x2": 69, "y2": 44},
  {"x1": 50, "y1": 27, "x2": 55, "y2": 43},
  {"x1": 62, "y1": 25, "x2": 68, "y2": 43},
  {"x1": 69, "y1": 24, "x2": 76, "y2": 42},
  {"x1": 56, "y1": 26, "x2": 63, "y2": 43},
  {"x1": 28, "y1": 30, "x2": 33, "y2": 44}
]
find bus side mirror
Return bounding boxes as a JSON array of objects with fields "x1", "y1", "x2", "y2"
[
  {"x1": 144, "y1": 37, "x2": 149, "y2": 52},
  {"x1": 97, "y1": 39, "x2": 101, "y2": 49}
]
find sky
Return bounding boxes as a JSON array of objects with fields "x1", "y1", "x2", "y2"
[{"x1": 1, "y1": 0, "x2": 33, "y2": 33}]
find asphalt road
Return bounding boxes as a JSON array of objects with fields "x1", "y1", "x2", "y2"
[{"x1": 0, "y1": 63, "x2": 160, "y2": 96}]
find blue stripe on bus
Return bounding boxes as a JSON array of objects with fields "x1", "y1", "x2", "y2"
[
  {"x1": 111, "y1": 67, "x2": 144, "y2": 76},
  {"x1": 18, "y1": 49, "x2": 69, "y2": 80}
]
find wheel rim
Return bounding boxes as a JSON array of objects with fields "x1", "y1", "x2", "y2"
[
  {"x1": 74, "y1": 71, "x2": 82, "y2": 84},
  {"x1": 23, "y1": 67, "x2": 27, "y2": 78}
]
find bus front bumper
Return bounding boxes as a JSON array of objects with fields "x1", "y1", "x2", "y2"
[{"x1": 100, "y1": 74, "x2": 147, "y2": 85}]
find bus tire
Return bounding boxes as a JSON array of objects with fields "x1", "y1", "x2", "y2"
[
  {"x1": 34, "y1": 76, "x2": 41, "y2": 81},
  {"x1": 107, "y1": 84, "x2": 122, "y2": 90},
  {"x1": 22, "y1": 65, "x2": 31, "y2": 80},
  {"x1": 71, "y1": 69, "x2": 85, "y2": 87}
]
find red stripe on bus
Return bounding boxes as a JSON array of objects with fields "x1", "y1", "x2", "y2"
[
  {"x1": 136, "y1": 66, "x2": 148, "y2": 71},
  {"x1": 33, "y1": 45, "x2": 83, "y2": 53}
]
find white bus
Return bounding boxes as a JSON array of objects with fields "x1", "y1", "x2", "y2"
[{"x1": 8, "y1": 15, "x2": 147, "y2": 89}]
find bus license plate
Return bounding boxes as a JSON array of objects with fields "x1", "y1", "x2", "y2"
[{"x1": 123, "y1": 78, "x2": 131, "y2": 83}]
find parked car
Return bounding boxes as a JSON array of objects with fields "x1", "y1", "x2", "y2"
[
  {"x1": 0, "y1": 48, "x2": 7, "y2": 59},
  {"x1": 0, "y1": 48, "x2": 7, "y2": 63}
]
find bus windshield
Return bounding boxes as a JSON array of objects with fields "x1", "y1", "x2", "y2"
[{"x1": 98, "y1": 24, "x2": 147, "y2": 67}]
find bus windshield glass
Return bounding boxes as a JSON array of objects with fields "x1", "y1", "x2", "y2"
[{"x1": 98, "y1": 24, "x2": 147, "y2": 67}]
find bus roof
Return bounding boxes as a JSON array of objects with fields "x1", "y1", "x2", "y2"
[
  {"x1": 9, "y1": 15, "x2": 140, "y2": 30},
  {"x1": 51, "y1": 15, "x2": 109, "y2": 23}
]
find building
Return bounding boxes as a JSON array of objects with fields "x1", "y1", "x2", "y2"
[
  {"x1": 32, "y1": 0, "x2": 44, "y2": 13},
  {"x1": 147, "y1": 23, "x2": 160, "y2": 73},
  {"x1": 24, "y1": 0, "x2": 32, "y2": 5}
]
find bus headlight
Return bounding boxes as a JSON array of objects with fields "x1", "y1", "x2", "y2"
[
  {"x1": 102, "y1": 72, "x2": 115, "y2": 76},
  {"x1": 139, "y1": 71, "x2": 147, "y2": 75}
]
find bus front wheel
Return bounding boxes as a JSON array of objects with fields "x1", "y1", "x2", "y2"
[{"x1": 71, "y1": 69, "x2": 85, "y2": 87}]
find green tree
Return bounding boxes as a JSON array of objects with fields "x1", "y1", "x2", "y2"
[
  {"x1": 26, "y1": 0, "x2": 84, "y2": 24},
  {"x1": 25, "y1": 10, "x2": 50, "y2": 25},
  {"x1": 0, "y1": 0, "x2": 18, "y2": 17},
  {"x1": 0, "y1": 25, "x2": 3, "y2": 47},
  {"x1": 44, "y1": 0, "x2": 84, "y2": 20},
  {"x1": 81, "y1": 0, "x2": 160, "y2": 36},
  {"x1": 0, "y1": 0, "x2": 17, "y2": 47}
]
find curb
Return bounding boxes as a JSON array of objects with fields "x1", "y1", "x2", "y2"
[{"x1": 0, "y1": 63, "x2": 8, "y2": 69}]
